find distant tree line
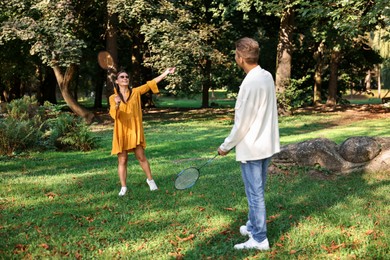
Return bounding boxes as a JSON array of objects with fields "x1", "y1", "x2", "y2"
[{"x1": 0, "y1": 0, "x2": 389, "y2": 122}]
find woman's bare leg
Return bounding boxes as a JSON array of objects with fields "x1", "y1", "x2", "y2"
[
  {"x1": 134, "y1": 145, "x2": 152, "y2": 180},
  {"x1": 118, "y1": 151, "x2": 128, "y2": 187},
  {"x1": 134, "y1": 146, "x2": 158, "y2": 190}
]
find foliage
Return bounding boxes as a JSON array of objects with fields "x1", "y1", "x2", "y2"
[
  {"x1": 0, "y1": 96, "x2": 44, "y2": 155},
  {"x1": 0, "y1": 0, "x2": 389, "y2": 110},
  {"x1": 140, "y1": 0, "x2": 235, "y2": 96},
  {"x1": 277, "y1": 75, "x2": 312, "y2": 112},
  {"x1": 44, "y1": 112, "x2": 98, "y2": 152},
  {"x1": 0, "y1": 117, "x2": 42, "y2": 156},
  {"x1": 0, "y1": 0, "x2": 86, "y2": 67},
  {"x1": 0, "y1": 97, "x2": 97, "y2": 155}
]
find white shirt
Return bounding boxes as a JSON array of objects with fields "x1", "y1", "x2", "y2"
[{"x1": 220, "y1": 66, "x2": 280, "y2": 161}]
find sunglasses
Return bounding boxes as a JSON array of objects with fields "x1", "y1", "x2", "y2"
[{"x1": 118, "y1": 75, "x2": 129, "y2": 79}]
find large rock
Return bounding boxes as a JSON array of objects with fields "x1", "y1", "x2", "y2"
[
  {"x1": 339, "y1": 137, "x2": 381, "y2": 163},
  {"x1": 273, "y1": 137, "x2": 390, "y2": 174}
]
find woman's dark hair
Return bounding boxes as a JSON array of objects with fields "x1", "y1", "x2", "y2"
[{"x1": 116, "y1": 70, "x2": 131, "y2": 103}]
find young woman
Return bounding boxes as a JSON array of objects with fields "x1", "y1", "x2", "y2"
[{"x1": 109, "y1": 67, "x2": 175, "y2": 196}]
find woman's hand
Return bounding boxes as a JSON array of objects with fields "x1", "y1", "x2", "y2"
[
  {"x1": 114, "y1": 95, "x2": 121, "y2": 108},
  {"x1": 154, "y1": 67, "x2": 176, "y2": 83},
  {"x1": 165, "y1": 67, "x2": 176, "y2": 75}
]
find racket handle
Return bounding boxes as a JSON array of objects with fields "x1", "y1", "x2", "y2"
[{"x1": 198, "y1": 153, "x2": 219, "y2": 170}]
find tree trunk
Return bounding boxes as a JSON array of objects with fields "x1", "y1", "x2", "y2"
[
  {"x1": 131, "y1": 32, "x2": 143, "y2": 87},
  {"x1": 313, "y1": 42, "x2": 325, "y2": 105},
  {"x1": 365, "y1": 69, "x2": 372, "y2": 93},
  {"x1": 275, "y1": 7, "x2": 294, "y2": 114},
  {"x1": 94, "y1": 70, "x2": 104, "y2": 108},
  {"x1": 377, "y1": 65, "x2": 381, "y2": 99},
  {"x1": 39, "y1": 66, "x2": 57, "y2": 104},
  {"x1": 52, "y1": 65, "x2": 95, "y2": 124},
  {"x1": 201, "y1": 59, "x2": 212, "y2": 108},
  {"x1": 326, "y1": 48, "x2": 341, "y2": 107}
]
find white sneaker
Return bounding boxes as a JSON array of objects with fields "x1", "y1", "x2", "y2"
[
  {"x1": 118, "y1": 187, "x2": 127, "y2": 196},
  {"x1": 240, "y1": 225, "x2": 252, "y2": 237},
  {"x1": 146, "y1": 179, "x2": 158, "y2": 191},
  {"x1": 234, "y1": 237, "x2": 270, "y2": 250}
]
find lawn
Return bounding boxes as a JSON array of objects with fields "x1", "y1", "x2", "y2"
[{"x1": 0, "y1": 106, "x2": 389, "y2": 259}]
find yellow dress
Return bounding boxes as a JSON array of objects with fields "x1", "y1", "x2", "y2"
[{"x1": 109, "y1": 80, "x2": 159, "y2": 155}]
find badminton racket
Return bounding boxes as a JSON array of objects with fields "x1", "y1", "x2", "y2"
[
  {"x1": 97, "y1": 50, "x2": 116, "y2": 71},
  {"x1": 97, "y1": 50, "x2": 118, "y2": 90},
  {"x1": 174, "y1": 154, "x2": 219, "y2": 190}
]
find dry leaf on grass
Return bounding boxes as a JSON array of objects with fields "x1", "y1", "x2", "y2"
[{"x1": 176, "y1": 234, "x2": 195, "y2": 242}]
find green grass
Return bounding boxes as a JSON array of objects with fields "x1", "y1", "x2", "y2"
[{"x1": 1, "y1": 109, "x2": 389, "y2": 259}]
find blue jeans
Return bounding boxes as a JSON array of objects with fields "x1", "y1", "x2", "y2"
[{"x1": 241, "y1": 157, "x2": 271, "y2": 243}]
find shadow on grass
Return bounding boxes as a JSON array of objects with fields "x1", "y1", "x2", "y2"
[
  {"x1": 1, "y1": 107, "x2": 389, "y2": 258},
  {"x1": 2, "y1": 149, "x2": 388, "y2": 258}
]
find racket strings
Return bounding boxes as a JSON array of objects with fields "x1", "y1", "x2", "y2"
[{"x1": 175, "y1": 167, "x2": 199, "y2": 190}]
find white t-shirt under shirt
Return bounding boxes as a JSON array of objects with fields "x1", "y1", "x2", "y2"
[{"x1": 220, "y1": 65, "x2": 280, "y2": 162}]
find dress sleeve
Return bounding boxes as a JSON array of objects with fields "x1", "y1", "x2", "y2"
[
  {"x1": 108, "y1": 95, "x2": 118, "y2": 119},
  {"x1": 135, "y1": 80, "x2": 159, "y2": 95}
]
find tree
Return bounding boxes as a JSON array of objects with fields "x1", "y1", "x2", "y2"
[
  {"x1": 300, "y1": 0, "x2": 389, "y2": 107},
  {"x1": 140, "y1": 0, "x2": 233, "y2": 107},
  {"x1": 370, "y1": 29, "x2": 390, "y2": 97},
  {"x1": 1, "y1": 0, "x2": 94, "y2": 123}
]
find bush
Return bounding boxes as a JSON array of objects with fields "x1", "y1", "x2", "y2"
[
  {"x1": 45, "y1": 113, "x2": 97, "y2": 151},
  {"x1": 0, "y1": 96, "x2": 44, "y2": 156},
  {"x1": 0, "y1": 117, "x2": 43, "y2": 156},
  {"x1": 0, "y1": 97, "x2": 97, "y2": 156},
  {"x1": 277, "y1": 75, "x2": 312, "y2": 114}
]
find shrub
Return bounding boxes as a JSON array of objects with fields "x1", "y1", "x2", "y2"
[
  {"x1": 0, "y1": 97, "x2": 98, "y2": 155},
  {"x1": 44, "y1": 113, "x2": 97, "y2": 152},
  {"x1": 0, "y1": 117, "x2": 43, "y2": 156},
  {"x1": 0, "y1": 96, "x2": 44, "y2": 156},
  {"x1": 277, "y1": 75, "x2": 312, "y2": 113}
]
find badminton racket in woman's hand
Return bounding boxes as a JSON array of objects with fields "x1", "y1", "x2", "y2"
[
  {"x1": 97, "y1": 50, "x2": 118, "y2": 90},
  {"x1": 174, "y1": 154, "x2": 219, "y2": 190},
  {"x1": 98, "y1": 51, "x2": 116, "y2": 71}
]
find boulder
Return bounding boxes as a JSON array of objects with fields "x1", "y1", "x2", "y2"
[
  {"x1": 273, "y1": 137, "x2": 390, "y2": 174},
  {"x1": 338, "y1": 137, "x2": 381, "y2": 163}
]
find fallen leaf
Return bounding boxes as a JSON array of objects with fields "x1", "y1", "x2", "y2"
[
  {"x1": 83, "y1": 216, "x2": 94, "y2": 223},
  {"x1": 137, "y1": 241, "x2": 146, "y2": 251},
  {"x1": 168, "y1": 252, "x2": 184, "y2": 259},
  {"x1": 45, "y1": 192, "x2": 57, "y2": 199},
  {"x1": 176, "y1": 234, "x2": 195, "y2": 242},
  {"x1": 40, "y1": 243, "x2": 50, "y2": 250},
  {"x1": 223, "y1": 207, "x2": 235, "y2": 211},
  {"x1": 34, "y1": 226, "x2": 42, "y2": 233},
  {"x1": 13, "y1": 244, "x2": 28, "y2": 254},
  {"x1": 290, "y1": 250, "x2": 297, "y2": 254}
]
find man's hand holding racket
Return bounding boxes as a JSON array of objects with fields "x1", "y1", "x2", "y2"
[{"x1": 218, "y1": 147, "x2": 229, "y2": 156}]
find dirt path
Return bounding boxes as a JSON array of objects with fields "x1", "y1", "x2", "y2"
[
  {"x1": 295, "y1": 104, "x2": 389, "y2": 126},
  {"x1": 94, "y1": 104, "x2": 389, "y2": 129}
]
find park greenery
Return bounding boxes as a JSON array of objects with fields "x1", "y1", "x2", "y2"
[
  {"x1": 0, "y1": 0, "x2": 390, "y2": 122},
  {"x1": 1, "y1": 100, "x2": 389, "y2": 259},
  {"x1": 0, "y1": 1, "x2": 389, "y2": 257},
  {"x1": 0, "y1": 96, "x2": 97, "y2": 156}
]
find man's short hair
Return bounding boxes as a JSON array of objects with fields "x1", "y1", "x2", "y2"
[{"x1": 235, "y1": 37, "x2": 259, "y2": 64}]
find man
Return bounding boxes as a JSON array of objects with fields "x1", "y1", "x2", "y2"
[{"x1": 218, "y1": 37, "x2": 280, "y2": 250}]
